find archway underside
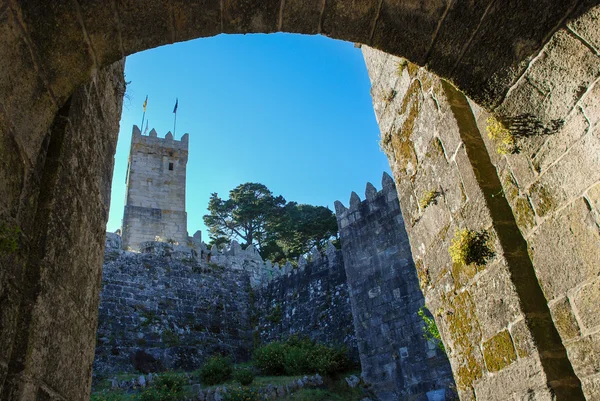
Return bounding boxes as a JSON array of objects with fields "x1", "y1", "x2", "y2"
[{"x1": 0, "y1": 1, "x2": 599, "y2": 400}]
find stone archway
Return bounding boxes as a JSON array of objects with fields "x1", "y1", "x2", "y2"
[{"x1": 1, "y1": 1, "x2": 599, "y2": 400}]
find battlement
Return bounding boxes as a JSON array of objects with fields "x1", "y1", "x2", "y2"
[
  {"x1": 334, "y1": 171, "x2": 398, "y2": 231},
  {"x1": 131, "y1": 125, "x2": 189, "y2": 155}
]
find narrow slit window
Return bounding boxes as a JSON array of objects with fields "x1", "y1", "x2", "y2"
[{"x1": 168, "y1": 162, "x2": 174, "y2": 171}]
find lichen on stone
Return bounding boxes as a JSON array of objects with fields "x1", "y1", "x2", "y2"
[
  {"x1": 482, "y1": 330, "x2": 517, "y2": 372},
  {"x1": 444, "y1": 291, "x2": 483, "y2": 390}
]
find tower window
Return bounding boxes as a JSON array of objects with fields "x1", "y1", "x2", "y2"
[{"x1": 168, "y1": 162, "x2": 174, "y2": 171}]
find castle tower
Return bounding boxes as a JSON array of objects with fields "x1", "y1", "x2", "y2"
[{"x1": 121, "y1": 125, "x2": 189, "y2": 250}]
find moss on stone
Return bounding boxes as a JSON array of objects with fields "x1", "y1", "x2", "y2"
[
  {"x1": 482, "y1": 330, "x2": 517, "y2": 372},
  {"x1": 390, "y1": 80, "x2": 422, "y2": 176},
  {"x1": 415, "y1": 259, "x2": 430, "y2": 290},
  {"x1": 433, "y1": 137, "x2": 445, "y2": 158},
  {"x1": 550, "y1": 298, "x2": 580, "y2": 341},
  {"x1": 444, "y1": 290, "x2": 483, "y2": 390},
  {"x1": 530, "y1": 183, "x2": 556, "y2": 218},
  {"x1": 514, "y1": 197, "x2": 535, "y2": 232}
]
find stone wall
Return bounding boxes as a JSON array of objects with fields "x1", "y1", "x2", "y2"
[
  {"x1": 0, "y1": 61, "x2": 125, "y2": 400},
  {"x1": 363, "y1": 39, "x2": 598, "y2": 399},
  {"x1": 335, "y1": 174, "x2": 455, "y2": 401},
  {"x1": 121, "y1": 126, "x2": 189, "y2": 250},
  {"x1": 94, "y1": 238, "x2": 254, "y2": 376},
  {"x1": 255, "y1": 245, "x2": 357, "y2": 360}
]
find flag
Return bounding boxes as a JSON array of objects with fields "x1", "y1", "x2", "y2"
[
  {"x1": 143, "y1": 95, "x2": 148, "y2": 112},
  {"x1": 173, "y1": 98, "x2": 178, "y2": 114}
]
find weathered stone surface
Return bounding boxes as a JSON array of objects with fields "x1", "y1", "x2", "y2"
[
  {"x1": 0, "y1": 60, "x2": 125, "y2": 401},
  {"x1": 363, "y1": 46, "x2": 591, "y2": 399}
]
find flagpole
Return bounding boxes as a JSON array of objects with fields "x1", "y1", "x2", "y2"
[
  {"x1": 141, "y1": 95, "x2": 148, "y2": 133},
  {"x1": 173, "y1": 98, "x2": 178, "y2": 137}
]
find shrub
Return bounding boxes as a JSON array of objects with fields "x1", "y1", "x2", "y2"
[
  {"x1": 223, "y1": 386, "x2": 260, "y2": 401},
  {"x1": 448, "y1": 229, "x2": 495, "y2": 267},
  {"x1": 253, "y1": 341, "x2": 287, "y2": 375},
  {"x1": 233, "y1": 366, "x2": 255, "y2": 386},
  {"x1": 135, "y1": 372, "x2": 186, "y2": 401},
  {"x1": 253, "y1": 337, "x2": 349, "y2": 376},
  {"x1": 153, "y1": 371, "x2": 187, "y2": 393},
  {"x1": 199, "y1": 355, "x2": 233, "y2": 385}
]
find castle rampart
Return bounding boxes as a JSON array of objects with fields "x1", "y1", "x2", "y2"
[{"x1": 336, "y1": 173, "x2": 455, "y2": 401}]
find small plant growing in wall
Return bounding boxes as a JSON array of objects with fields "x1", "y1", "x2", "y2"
[
  {"x1": 448, "y1": 229, "x2": 495, "y2": 267},
  {"x1": 418, "y1": 306, "x2": 445, "y2": 352},
  {"x1": 381, "y1": 89, "x2": 397, "y2": 104},
  {"x1": 419, "y1": 189, "x2": 441, "y2": 210},
  {"x1": 396, "y1": 59, "x2": 408, "y2": 76},
  {"x1": 486, "y1": 117, "x2": 517, "y2": 155}
]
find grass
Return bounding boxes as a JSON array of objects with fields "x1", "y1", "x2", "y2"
[{"x1": 279, "y1": 377, "x2": 365, "y2": 401}]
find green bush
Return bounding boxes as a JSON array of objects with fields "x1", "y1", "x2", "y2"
[
  {"x1": 233, "y1": 366, "x2": 255, "y2": 386},
  {"x1": 223, "y1": 386, "x2": 260, "y2": 401},
  {"x1": 253, "y1": 337, "x2": 349, "y2": 376},
  {"x1": 135, "y1": 371, "x2": 187, "y2": 401},
  {"x1": 199, "y1": 355, "x2": 233, "y2": 385},
  {"x1": 253, "y1": 341, "x2": 287, "y2": 375},
  {"x1": 153, "y1": 371, "x2": 187, "y2": 393}
]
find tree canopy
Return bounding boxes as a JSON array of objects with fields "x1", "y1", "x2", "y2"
[{"x1": 203, "y1": 182, "x2": 338, "y2": 263}]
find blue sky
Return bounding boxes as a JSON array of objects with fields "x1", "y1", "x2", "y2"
[{"x1": 107, "y1": 33, "x2": 391, "y2": 237}]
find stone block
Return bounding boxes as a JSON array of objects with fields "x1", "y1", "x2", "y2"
[
  {"x1": 567, "y1": 331, "x2": 600, "y2": 379},
  {"x1": 482, "y1": 329, "x2": 518, "y2": 372},
  {"x1": 572, "y1": 278, "x2": 600, "y2": 332},
  {"x1": 529, "y1": 197, "x2": 600, "y2": 300},
  {"x1": 497, "y1": 28, "x2": 600, "y2": 124},
  {"x1": 568, "y1": 5, "x2": 600, "y2": 53},
  {"x1": 470, "y1": 264, "x2": 521, "y2": 340},
  {"x1": 549, "y1": 297, "x2": 581, "y2": 342}
]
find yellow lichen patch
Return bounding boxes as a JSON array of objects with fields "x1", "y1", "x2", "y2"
[
  {"x1": 445, "y1": 291, "x2": 484, "y2": 390},
  {"x1": 486, "y1": 117, "x2": 516, "y2": 155},
  {"x1": 482, "y1": 330, "x2": 517, "y2": 372}
]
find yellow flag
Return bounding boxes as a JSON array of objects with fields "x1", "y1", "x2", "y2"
[{"x1": 143, "y1": 95, "x2": 148, "y2": 112}]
